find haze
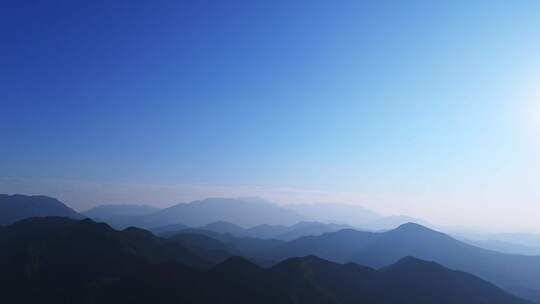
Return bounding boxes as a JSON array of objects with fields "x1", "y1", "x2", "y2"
[{"x1": 2, "y1": 0, "x2": 540, "y2": 233}]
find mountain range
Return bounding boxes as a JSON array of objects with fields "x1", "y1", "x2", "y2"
[
  {"x1": 2, "y1": 193, "x2": 540, "y2": 302},
  {"x1": 0, "y1": 216, "x2": 529, "y2": 304},
  {"x1": 80, "y1": 196, "x2": 425, "y2": 231},
  {"x1": 252, "y1": 222, "x2": 540, "y2": 303},
  {"x1": 196, "y1": 220, "x2": 351, "y2": 241},
  {"x1": 96, "y1": 255, "x2": 528, "y2": 304}
]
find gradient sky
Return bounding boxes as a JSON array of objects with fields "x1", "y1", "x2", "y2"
[{"x1": 2, "y1": 1, "x2": 540, "y2": 232}]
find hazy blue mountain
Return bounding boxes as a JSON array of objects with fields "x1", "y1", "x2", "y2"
[
  {"x1": 490, "y1": 233, "x2": 540, "y2": 250},
  {"x1": 200, "y1": 221, "x2": 247, "y2": 235},
  {"x1": 83, "y1": 204, "x2": 160, "y2": 219},
  {"x1": 94, "y1": 255, "x2": 528, "y2": 304},
  {"x1": 264, "y1": 223, "x2": 540, "y2": 303},
  {"x1": 82, "y1": 204, "x2": 161, "y2": 229},
  {"x1": 462, "y1": 238, "x2": 540, "y2": 256},
  {"x1": 286, "y1": 203, "x2": 381, "y2": 226},
  {"x1": 0, "y1": 194, "x2": 84, "y2": 225},
  {"x1": 365, "y1": 215, "x2": 430, "y2": 231},
  {"x1": 273, "y1": 221, "x2": 352, "y2": 241},
  {"x1": 269, "y1": 228, "x2": 380, "y2": 263},
  {"x1": 199, "y1": 220, "x2": 351, "y2": 241},
  {"x1": 456, "y1": 232, "x2": 540, "y2": 256},
  {"x1": 141, "y1": 197, "x2": 306, "y2": 227},
  {"x1": 150, "y1": 223, "x2": 191, "y2": 235}
]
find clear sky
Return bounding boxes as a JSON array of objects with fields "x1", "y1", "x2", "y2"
[{"x1": 2, "y1": 1, "x2": 540, "y2": 232}]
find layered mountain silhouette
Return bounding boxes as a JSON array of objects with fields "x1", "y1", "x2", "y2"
[
  {"x1": 92, "y1": 255, "x2": 528, "y2": 304},
  {"x1": 0, "y1": 194, "x2": 84, "y2": 225},
  {"x1": 0, "y1": 217, "x2": 208, "y2": 303},
  {"x1": 167, "y1": 227, "x2": 284, "y2": 259},
  {"x1": 198, "y1": 220, "x2": 351, "y2": 240},
  {"x1": 2, "y1": 194, "x2": 539, "y2": 302},
  {"x1": 262, "y1": 222, "x2": 540, "y2": 303},
  {"x1": 118, "y1": 197, "x2": 307, "y2": 228},
  {"x1": 81, "y1": 197, "x2": 427, "y2": 231},
  {"x1": 0, "y1": 217, "x2": 532, "y2": 303}
]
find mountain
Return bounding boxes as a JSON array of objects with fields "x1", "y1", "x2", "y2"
[
  {"x1": 166, "y1": 227, "x2": 284, "y2": 258},
  {"x1": 375, "y1": 256, "x2": 528, "y2": 304},
  {"x1": 83, "y1": 204, "x2": 160, "y2": 219},
  {"x1": 365, "y1": 215, "x2": 430, "y2": 231},
  {"x1": 91, "y1": 255, "x2": 528, "y2": 304},
  {"x1": 199, "y1": 220, "x2": 351, "y2": 241},
  {"x1": 462, "y1": 238, "x2": 540, "y2": 256},
  {"x1": 286, "y1": 203, "x2": 381, "y2": 226},
  {"x1": 168, "y1": 233, "x2": 235, "y2": 263},
  {"x1": 0, "y1": 217, "x2": 209, "y2": 303},
  {"x1": 0, "y1": 218, "x2": 529, "y2": 304},
  {"x1": 141, "y1": 197, "x2": 306, "y2": 227},
  {"x1": 150, "y1": 223, "x2": 190, "y2": 235},
  {"x1": 272, "y1": 221, "x2": 352, "y2": 241},
  {"x1": 456, "y1": 232, "x2": 540, "y2": 256},
  {"x1": 82, "y1": 204, "x2": 161, "y2": 229},
  {"x1": 200, "y1": 221, "x2": 247, "y2": 235},
  {"x1": 0, "y1": 194, "x2": 84, "y2": 225},
  {"x1": 263, "y1": 223, "x2": 540, "y2": 303},
  {"x1": 269, "y1": 228, "x2": 380, "y2": 263}
]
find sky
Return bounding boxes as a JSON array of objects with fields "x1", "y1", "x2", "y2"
[{"x1": 2, "y1": 0, "x2": 540, "y2": 232}]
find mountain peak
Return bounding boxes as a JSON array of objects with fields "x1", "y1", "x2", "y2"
[{"x1": 393, "y1": 222, "x2": 434, "y2": 233}]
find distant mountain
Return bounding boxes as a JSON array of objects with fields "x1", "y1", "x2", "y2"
[
  {"x1": 93, "y1": 255, "x2": 528, "y2": 304},
  {"x1": 273, "y1": 221, "x2": 352, "y2": 241},
  {"x1": 150, "y1": 223, "x2": 190, "y2": 235},
  {"x1": 166, "y1": 227, "x2": 284, "y2": 258},
  {"x1": 269, "y1": 228, "x2": 380, "y2": 263},
  {"x1": 0, "y1": 194, "x2": 84, "y2": 225},
  {"x1": 456, "y1": 232, "x2": 540, "y2": 256},
  {"x1": 199, "y1": 220, "x2": 351, "y2": 241},
  {"x1": 286, "y1": 203, "x2": 381, "y2": 226},
  {"x1": 82, "y1": 204, "x2": 161, "y2": 229},
  {"x1": 462, "y1": 238, "x2": 540, "y2": 256},
  {"x1": 200, "y1": 221, "x2": 247, "y2": 236},
  {"x1": 263, "y1": 223, "x2": 540, "y2": 303},
  {"x1": 0, "y1": 217, "x2": 209, "y2": 303},
  {"x1": 141, "y1": 197, "x2": 306, "y2": 227},
  {"x1": 364, "y1": 215, "x2": 431, "y2": 231},
  {"x1": 83, "y1": 204, "x2": 160, "y2": 219}
]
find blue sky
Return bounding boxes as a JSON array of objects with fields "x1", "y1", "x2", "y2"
[{"x1": 2, "y1": 1, "x2": 540, "y2": 231}]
